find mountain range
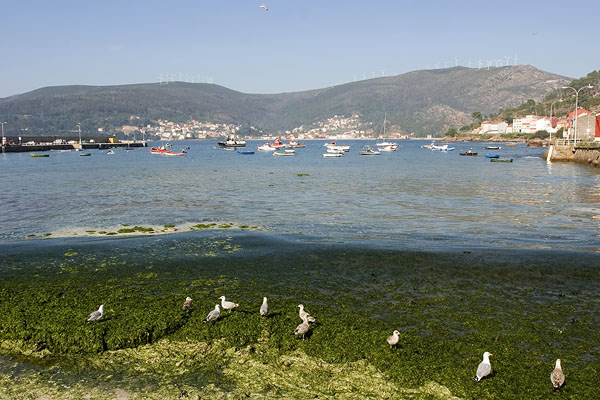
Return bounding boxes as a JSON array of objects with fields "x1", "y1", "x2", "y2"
[{"x1": 0, "y1": 65, "x2": 570, "y2": 137}]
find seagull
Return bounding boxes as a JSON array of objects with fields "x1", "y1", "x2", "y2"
[
  {"x1": 551, "y1": 359, "x2": 565, "y2": 391},
  {"x1": 183, "y1": 296, "x2": 193, "y2": 312},
  {"x1": 260, "y1": 297, "x2": 269, "y2": 317},
  {"x1": 86, "y1": 304, "x2": 104, "y2": 323},
  {"x1": 474, "y1": 352, "x2": 493, "y2": 382},
  {"x1": 219, "y1": 296, "x2": 239, "y2": 312},
  {"x1": 387, "y1": 330, "x2": 400, "y2": 348},
  {"x1": 293, "y1": 320, "x2": 310, "y2": 339},
  {"x1": 260, "y1": 4, "x2": 269, "y2": 11},
  {"x1": 298, "y1": 304, "x2": 316, "y2": 323},
  {"x1": 203, "y1": 304, "x2": 220, "y2": 323}
]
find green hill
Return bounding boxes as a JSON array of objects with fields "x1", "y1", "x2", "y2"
[{"x1": 0, "y1": 65, "x2": 569, "y2": 137}]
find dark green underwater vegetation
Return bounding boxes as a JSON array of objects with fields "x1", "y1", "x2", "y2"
[{"x1": 1, "y1": 232, "x2": 599, "y2": 399}]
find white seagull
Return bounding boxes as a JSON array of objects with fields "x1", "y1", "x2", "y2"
[
  {"x1": 474, "y1": 352, "x2": 493, "y2": 382},
  {"x1": 298, "y1": 304, "x2": 316, "y2": 323},
  {"x1": 86, "y1": 304, "x2": 104, "y2": 323},
  {"x1": 203, "y1": 304, "x2": 220, "y2": 323},
  {"x1": 386, "y1": 330, "x2": 400, "y2": 348},
  {"x1": 183, "y1": 296, "x2": 193, "y2": 312},
  {"x1": 260, "y1": 4, "x2": 269, "y2": 11},
  {"x1": 219, "y1": 296, "x2": 239, "y2": 312},
  {"x1": 260, "y1": 297, "x2": 269, "y2": 317},
  {"x1": 551, "y1": 358, "x2": 565, "y2": 391}
]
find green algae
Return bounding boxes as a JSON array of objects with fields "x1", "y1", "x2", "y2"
[{"x1": 1, "y1": 237, "x2": 600, "y2": 399}]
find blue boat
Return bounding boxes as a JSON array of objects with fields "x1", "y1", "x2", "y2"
[
  {"x1": 237, "y1": 151, "x2": 255, "y2": 155},
  {"x1": 485, "y1": 154, "x2": 500, "y2": 158}
]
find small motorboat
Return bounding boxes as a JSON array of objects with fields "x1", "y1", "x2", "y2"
[
  {"x1": 30, "y1": 153, "x2": 49, "y2": 157},
  {"x1": 106, "y1": 149, "x2": 115, "y2": 155},
  {"x1": 432, "y1": 144, "x2": 455, "y2": 151},
  {"x1": 323, "y1": 153, "x2": 342, "y2": 158},
  {"x1": 236, "y1": 150, "x2": 255, "y2": 155},
  {"x1": 360, "y1": 145, "x2": 380, "y2": 155},
  {"x1": 490, "y1": 158, "x2": 513, "y2": 163},
  {"x1": 80, "y1": 152, "x2": 91, "y2": 156},
  {"x1": 273, "y1": 150, "x2": 295, "y2": 156},
  {"x1": 257, "y1": 144, "x2": 276, "y2": 151},
  {"x1": 485, "y1": 154, "x2": 500, "y2": 158},
  {"x1": 485, "y1": 145, "x2": 501, "y2": 149},
  {"x1": 459, "y1": 149, "x2": 477, "y2": 156}
]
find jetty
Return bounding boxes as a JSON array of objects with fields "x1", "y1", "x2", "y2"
[
  {"x1": 1, "y1": 136, "x2": 147, "y2": 153},
  {"x1": 544, "y1": 139, "x2": 600, "y2": 168}
]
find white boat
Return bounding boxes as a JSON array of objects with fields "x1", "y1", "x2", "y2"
[
  {"x1": 421, "y1": 141, "x2": 436, "y2": 149},
  {"x1": 258, "y1": 144, "x2": 276, "y2": 151},
  {"x1": 218, "y1": 135, "x2": 246, "y2": 148},
  {"x1": 273, "y1": 150, "x2": 295, "y2": 156},
  {"x1": 431, "y1": 144, "x2": 455, "y2": 151},
  {"x1": 106, "y1": 149, "x2": 115, "y2": 155},
  {"x1": 324, "y1": 141, "x2": 350, "y2": 152},
  {"x1": 326, "y1": 148, "x2": 344, "y2": 154},
  {"x1": 323, "y1": 153, "x2": 342, "y2": 158},
  {"x1": 359, "y1": 145, "x2": 380, "y2": 155},
  {"x1": 376, "y1": 143, "x2": 398, "y2": 152},
  {"x1": 374, "y1": 113, "x2": 398, "y2": 151}
]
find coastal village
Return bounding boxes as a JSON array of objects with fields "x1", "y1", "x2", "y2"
[{"x1": 122, "y1": 110, "x2": 600, "y2": 142}]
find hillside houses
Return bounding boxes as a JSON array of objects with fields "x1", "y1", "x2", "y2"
[{"x1": 476, "y1": 110, "x2": 600, "y2": 140}]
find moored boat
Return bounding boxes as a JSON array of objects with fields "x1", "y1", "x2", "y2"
[
  {"x1": 490, "y1": 158, "x2": 513, "y2": 162},
  {"x1": 485, "y1": 154, "x2": 500, "y2": 158},
  {"x1": 323, "y1": 153, "x2": 342, "y2": 158},
  {"x1": 218, "y1": 135, "x2": 246, "y2": 148},
  {"x1": 459, "y1": 149, "x2": 477, "y2": 156},
  {"x1": 359, "y1": 145, "x2": 380, "y2": 155},
  {"x1": 30, "y1": 153, "x2": 49, "y2": 157},
  {"x1": 485, "y1": 145, "x2": 501, "y2": 150},
  {"x1": 237, "y1": 150, "x2": 255, "y2": 155},
  {"x1": 273, "y1": 150, "x2": 295, "y2": 156}
]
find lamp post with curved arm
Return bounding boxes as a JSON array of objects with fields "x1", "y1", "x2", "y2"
[
  {"x1": 1, "y1": 122, "x2": 6, "y2": 153},
  {"x1": 562, "y1": 85, "x2": 593, "y2": 146},
  {"x1": 549, "y1": 99, "x2": 562, "y2": 143}
]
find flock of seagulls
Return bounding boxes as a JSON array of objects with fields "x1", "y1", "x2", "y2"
[{"x1": 86, "y1": 299, "x2": 566, "y2": 391}]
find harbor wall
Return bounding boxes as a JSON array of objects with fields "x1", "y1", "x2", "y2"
[{"x1": 544, "y1": 142, "x2": 600, "y2": 168}]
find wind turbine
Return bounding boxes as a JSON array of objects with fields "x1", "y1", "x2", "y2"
[
  {"x1": 505, "y1": 55, "x2": 511, "y2": 66},
  {"x1": 455, "y1": 57, "x2": 459, "y2": 67},
  {"x1": 514, "y1": 53, "x2": 519, "y2": 66},
  {"x1": 478, "y1": 60, "x2": 482, "y2": 70},
  {"x1": 495, "y1": 59, "x2": 501, "y2": 67},
  {"x1": 486, "y1": 60, "x2": 492, "y2": 70}
]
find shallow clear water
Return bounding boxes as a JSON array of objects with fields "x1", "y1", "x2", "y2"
[{"x1": 1, "y1": 140, "x2": 598, "y2": 251}]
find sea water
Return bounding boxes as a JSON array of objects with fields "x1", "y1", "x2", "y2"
[{"x1": 1, "y1": 140, "x2": 599, "y2": 399}]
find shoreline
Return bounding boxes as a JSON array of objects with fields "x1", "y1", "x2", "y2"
[{"x1": 1, "y1": 232, "x2": 599, "y2": 399}]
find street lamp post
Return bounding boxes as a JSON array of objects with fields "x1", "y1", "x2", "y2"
[
  {"x1": 549, "y1": 99, "x2": 562, "y2": 143},
  {"x1": 1, "y1": 122, "x2": 6, "y2": 153},
  {"x1": 562, "y1": 85, "x2": 593, "y2": 146}
]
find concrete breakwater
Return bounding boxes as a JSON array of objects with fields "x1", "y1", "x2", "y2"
[{"x1": 544, "y1": 142, "x2": 600, "y2": 168}]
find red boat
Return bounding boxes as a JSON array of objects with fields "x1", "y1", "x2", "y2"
[{"x1": 459, "y1": 150, "x2": 478, "y2": 156}]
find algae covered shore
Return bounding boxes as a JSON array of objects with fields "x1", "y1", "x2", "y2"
[{"x1": 1, "y1": 232, "x2": 599, "y2": 399}]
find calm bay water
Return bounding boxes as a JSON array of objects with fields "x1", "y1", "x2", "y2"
[{"x1": 1, "y1": 139, "x2": 599, "y2": 250}]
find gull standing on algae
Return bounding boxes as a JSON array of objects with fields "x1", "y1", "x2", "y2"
[
  {"x1": 183, "y1": 297, "x2": 193, "y2": 312},
  {"x1": 298, "y1": 304, "x2": 316, "y2": 323},
  {"x1": 293, "y1": 315, "x2": 311, "y2": 340},
  {"x1": 474, "y1": 352, "x2": 493, "y2": 382},
  {"x1": 387, "y1": 330, "x2": 400, "y2": 348},
  {"x1": 551, "y1": 359, "x2": 565, "y2": 391},
  {"x1": 219, "y1": 296, "x2": 239, "y2": 312},
  {"x1": 260, "y1": 297, "x2": 269, "y2": 317},
  {"x1": 203, "y1": 305, "x2": 220, "y2": 323},
  {"x1": 86, "y1": 305, "x2": 104, "y2": 323}
]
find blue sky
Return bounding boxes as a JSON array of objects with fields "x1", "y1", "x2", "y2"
[{"x1": 1, "y1": 0, "x2": 598, "y2": 97}]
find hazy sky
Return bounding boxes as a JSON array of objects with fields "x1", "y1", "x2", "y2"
[{"x1": 1, "y1": 0, "x2": 598, "y2": 98}]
